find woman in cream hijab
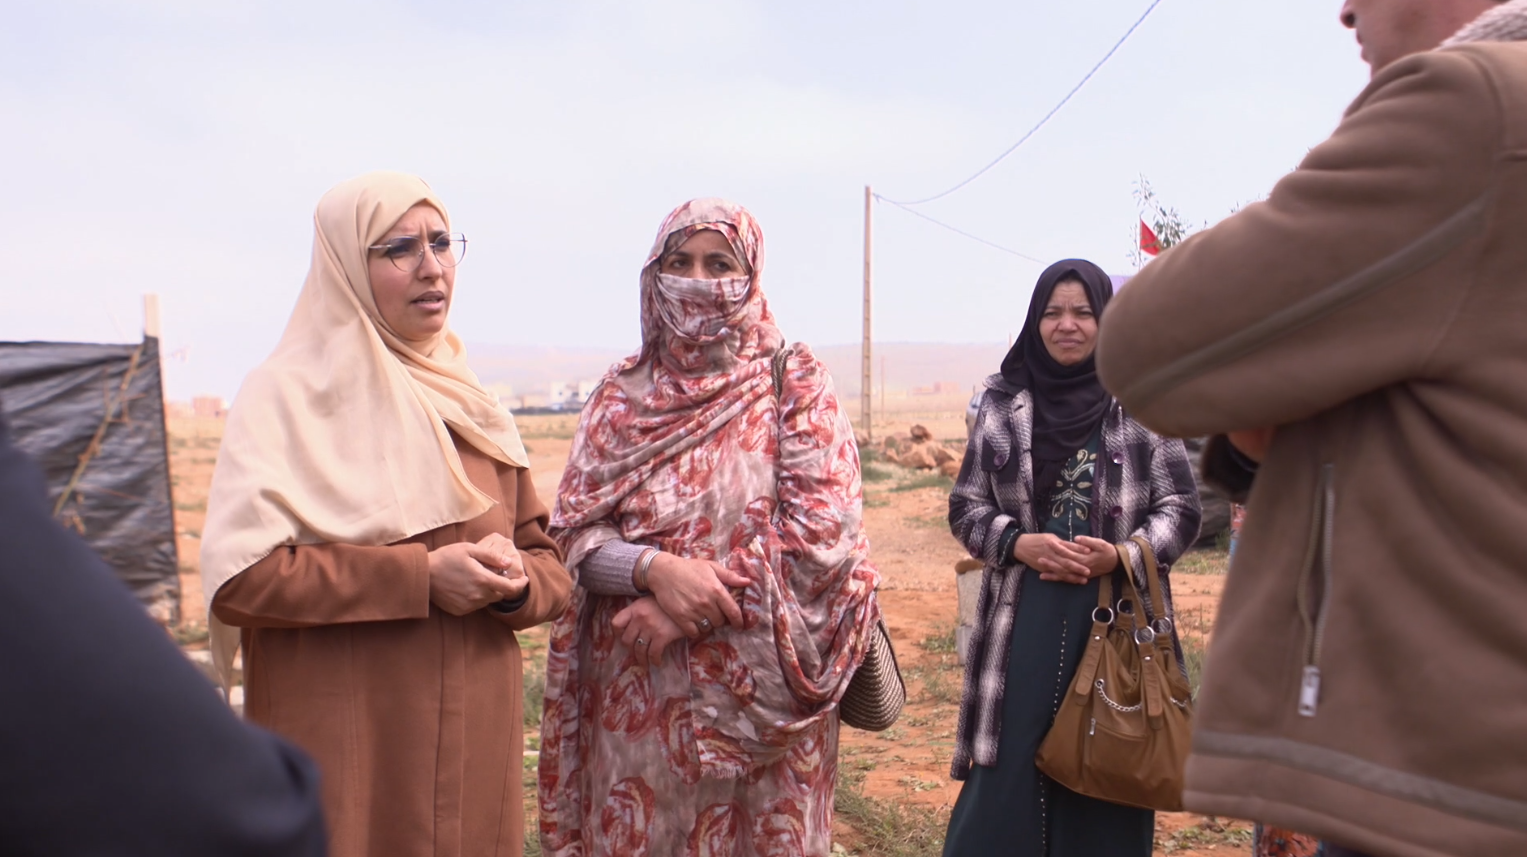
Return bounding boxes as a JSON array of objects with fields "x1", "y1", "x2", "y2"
[{"x1": 201, "y1": 171, "x2": 572, "y2": 857}]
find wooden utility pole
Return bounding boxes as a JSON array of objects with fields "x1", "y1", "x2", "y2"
[{"x1": 862, "y1": 186, "x2": 873, "y2": 443}]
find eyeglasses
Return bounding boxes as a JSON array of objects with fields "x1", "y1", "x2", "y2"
[{"x1": 367, "y1": 233, "x2": 468, "y2": 272}]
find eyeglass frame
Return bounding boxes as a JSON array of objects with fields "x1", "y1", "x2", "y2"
[{"x1": 366, "y1": 232, "x2": 469, "y2": 272}]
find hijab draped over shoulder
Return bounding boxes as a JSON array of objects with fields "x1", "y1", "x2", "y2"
[
  {"x1": 538, "y1": 199, "x2": 879, "y2": 853},
  {"x1": 998, "y1": 258, "x2": 1115, "y2": 517},
  {"x1": 200, "y1": 171, "x2": 528, "y2": 681}
]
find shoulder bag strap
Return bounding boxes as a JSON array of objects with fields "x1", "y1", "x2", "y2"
[
  {"x1": 1067, "y1": 573, "x2": 1115, "y2": 705},
  {"x1": 1129, "y1": 534, "x2": 1172, "y2": 631},
  {"x1": 1117, "y1": 540, "x2": 1170, "y2": 726},
  {"x1": 772, "y1": 347, "x2": 792, "y2": 397}
]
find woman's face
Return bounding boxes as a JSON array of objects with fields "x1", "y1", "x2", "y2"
[
  {"x1": 367, "y1": 202, "x2": 454, "y2": 343},
  {"x1": 661, "y1": 228, "x2": 748, "y2": 279},
  {"x1": 1038, "y1": 280, "x2": 1097, "y2": 366}
]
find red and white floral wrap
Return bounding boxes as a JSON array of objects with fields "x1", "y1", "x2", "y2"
[{"x1": 540, "y1": 199, "x2": 881, "y2": 857}]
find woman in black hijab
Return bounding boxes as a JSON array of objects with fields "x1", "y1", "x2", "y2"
[{"x1": 944, "y1": 259, "x2": 1202, "y2": 856}]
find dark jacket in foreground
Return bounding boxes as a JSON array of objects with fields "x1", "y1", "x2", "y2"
[
  {"x1": 947, "y1": 379, "x2": 1201, "y2": 778},
  {"x1": 0, "y1": 411, "x2": 326, "y2": 856},
  {"x1": 1096, "y1": 24, "x2": 1527, "y2": 857}
]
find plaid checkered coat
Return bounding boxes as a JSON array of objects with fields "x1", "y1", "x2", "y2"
[{"x1": 947, "y1": 375, "x2": 1201, "y2": 779}]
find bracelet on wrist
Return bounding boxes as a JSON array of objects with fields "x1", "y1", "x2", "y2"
[{"x1": 634, "y1": 548, "x2": 659, "y2": 593}]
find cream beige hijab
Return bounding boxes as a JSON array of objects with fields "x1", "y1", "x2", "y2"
[{"x1": 200, "y1": 171, "x2": 528, "y2": 686}]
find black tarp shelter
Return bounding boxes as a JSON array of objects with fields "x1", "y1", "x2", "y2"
[{"x1": 0, "y1": 337, "x2": 179, "y2": 622}]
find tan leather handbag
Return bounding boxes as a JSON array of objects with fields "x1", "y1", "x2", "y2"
[{"x1": 1034, "y1": 535, "x2": 1193, "y2": 811}]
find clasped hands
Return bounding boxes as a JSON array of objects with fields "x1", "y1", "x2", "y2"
[
  {"x1": 611, "y1": 552, "x2": 750, "y2": 669},
  {"x1": 427, "y1": 533, "x2": 528, "y2": 615},
  {"x1": 1014, "y1": 533, "x2": 1119, "y2": 585}
]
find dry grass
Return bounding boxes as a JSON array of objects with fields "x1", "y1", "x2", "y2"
[
  {"x1": 833, "y1": 771, "x2": 950, "y2": 857},
  {"x1": 1173, "y1": 547, "x2": 1229, "y2": 575},
  {"x1": 920, "y1": 626, "x2": 958, "y2": 657},
  {"x1": 1175, "y1": 603, "x2": 1218, "y2": 699},
  {"x1": 890, "y1": 472, "x2": 956, "y2": 494},
  {"x1": 520, "y1": 628, "x2": 550, "y2": 855},
  {"x1": 515, "y1": 414, "x2": 579, "y2": 440},
  {"x1": 171, "y1": 621, "x2": 209, "y2": 647},
  {"x1": 1155, "y1": 817, "x2": 1254, "y2": 854},
  {"x1": 1179, "y1": 630, "x2": 1207, "y2": 700},
  {"x1": 910, "y1": 513, "x2": 951, "y2": 530}
]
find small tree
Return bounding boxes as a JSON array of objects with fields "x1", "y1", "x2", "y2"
[{"x1": 1131, "y1": 175, "x2": 1194, "y2": 268}]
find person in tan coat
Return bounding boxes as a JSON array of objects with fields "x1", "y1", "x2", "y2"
[
  {"x1": 1097, "y1": 2, "x2": 1527, "y2": 856},
  {"x1": 201, "y1": 171, "x2": 572, "y2": 857}
]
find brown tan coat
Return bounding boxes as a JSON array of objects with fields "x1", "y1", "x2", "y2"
[
  {"x1": 1097, "y1": 41, "x2": 1527, "y2": 857},
  {"x1": 213, "y1": 436, "x2": 571, "y2": 857}
]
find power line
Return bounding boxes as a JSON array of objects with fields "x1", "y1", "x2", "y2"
[
  {"x1": 886, "y1": 0, "x2": 1165, "y2": 206},
  {"x1": 875, "y1": 194, "x2": 1047, "y2": 264}
]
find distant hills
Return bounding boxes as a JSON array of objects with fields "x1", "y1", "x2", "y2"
[{"x1": 465, "y1": 341, "x2": 1010, "y2": 399}]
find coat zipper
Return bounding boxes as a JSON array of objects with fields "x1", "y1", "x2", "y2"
[{"x1": 1296, "y1": 464, "x2": 1335, "y2": 717}]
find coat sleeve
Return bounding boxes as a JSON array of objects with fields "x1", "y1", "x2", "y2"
[
  {"x1": 212, "y1": 541, "x2": 432, "y2": 628},
  {"x1": 948, "y1": 394, "x2": 1020, "y2": 567},
  {"x1": 0, "y1": 419, "x2": 326, "y2": 856},
  {"x1": 1096, "y1": 48, "x2": 1499, "y2": 437},
  {"x1": 489, "y1": 467, "x2": 573, "y2": 631},
  {"x1": 1118, "y1": 431, "x2": 1202, "y2": 604}
]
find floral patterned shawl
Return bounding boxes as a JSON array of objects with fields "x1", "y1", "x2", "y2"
[{"x1": 540, "y1": 199, "x2": 880, "y2": 856}]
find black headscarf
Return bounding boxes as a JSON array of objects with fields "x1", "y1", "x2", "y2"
[{"x1": 999, "y1": 258, "x2": 1115, "y2": 520}]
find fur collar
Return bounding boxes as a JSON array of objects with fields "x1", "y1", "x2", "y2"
[{"x1": 1446, "y1": 0, "x2": 1527, "y2": 46}]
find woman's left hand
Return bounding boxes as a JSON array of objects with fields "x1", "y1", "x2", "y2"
[
  {"x1": 1040, "y1": 535, "x2": 1119, "y2": 585},
  {"x1": 481, "y1": 532, "x2": 526, "y2": 581},
  {"x1": 611, "y1": 596, "x2": 690, "y2": 669}
]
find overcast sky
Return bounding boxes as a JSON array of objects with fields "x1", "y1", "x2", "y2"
[{"x1": 1, "y1": 0, "x2": 1370, "y2": 399}]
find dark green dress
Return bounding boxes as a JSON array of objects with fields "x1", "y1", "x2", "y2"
[{"x1": 942, "y1": 435, "x2": 1154, "y2": 856}]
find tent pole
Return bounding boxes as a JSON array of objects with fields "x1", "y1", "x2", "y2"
[{"x1": 143, "y1": 293, "x2": 161, "y2": 340}]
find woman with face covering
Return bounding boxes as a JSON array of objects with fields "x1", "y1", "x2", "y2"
[
  {"x1": 943, "y1": 260, "x2": 1201, "y2": 856},
  {"x1": 539, "y1": 199, "x2": 882, "y2": 856},
  {"x1": 200, "y1": 172, "x2": 573, "y2": 857}
]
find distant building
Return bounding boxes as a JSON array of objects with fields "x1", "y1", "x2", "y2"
[
  {"x1": 192, "y1": 395, "x2": 228, "y2": 419},
  {"x1": 548, "y1": 380, "x2": 599, "y2": 408},
  {"x1": 912, "y1": 381, "x2": 962, "y2": 396}
]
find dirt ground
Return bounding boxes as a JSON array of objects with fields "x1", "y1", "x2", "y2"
[{"x1": 168, "y1": 409, "x2": 1251, "y2": 856}]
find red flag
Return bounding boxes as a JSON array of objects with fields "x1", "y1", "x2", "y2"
[{"x1": 1139, "y1": 220, "x2": 1163, "y2": 257}]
